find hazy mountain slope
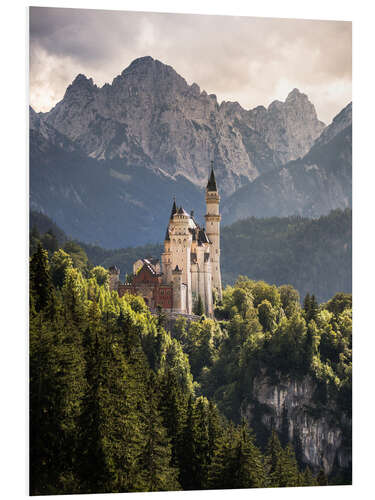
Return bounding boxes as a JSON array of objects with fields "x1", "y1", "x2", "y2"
[
  {"x1": 30, "y1": 126, "x2": 205, "y2": 248},
  {"x1": 30, "y1": 208, "x2": 351, "y2": 304},
  {"x1": 222, "y1": 103, "x2": 352, "y2": 223},
  {"x1": 221, "y1": 208, "x2": 351, "y2": 302}
]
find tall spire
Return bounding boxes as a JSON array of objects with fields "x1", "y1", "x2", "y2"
[
  {"x1": 206, "y1": 160, "x2": 217, "y2": 191},
  {"x1": 170, "y1": 196, "x2": 177, "y2": 219}
]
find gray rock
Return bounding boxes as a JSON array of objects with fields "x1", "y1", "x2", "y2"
[
  {"x1": 42, "y1": 56, "x2": 325, "y2": 196},
  {"x1": 243, "y1": 373, "x2": 351, "y2": 475}
]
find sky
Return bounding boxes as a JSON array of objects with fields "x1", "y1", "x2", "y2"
[{"x1": 29, "y1": 7, "x2": 352, "y2": 124}]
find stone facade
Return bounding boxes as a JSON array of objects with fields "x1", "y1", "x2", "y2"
[{"x1": 110, "y1": 164, "x2": 222, "y2": 317}]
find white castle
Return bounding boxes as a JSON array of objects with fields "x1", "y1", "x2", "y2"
[{"x1": 110, "y1": 162, "x2": 222, "y2": 317}]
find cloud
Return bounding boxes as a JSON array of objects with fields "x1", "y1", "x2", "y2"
[{"x1": 29, "y1": 7, "x2": 351, "y2": 123}]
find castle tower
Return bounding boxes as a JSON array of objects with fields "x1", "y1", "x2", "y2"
[
  {"x1": 205, "y1": 162, "x2": 222, "y2": 301},
  {"x1": 161, "y1": 225, "x2": 172, "y2": 283},
  {"x1": 109, "y1": 266, "x2": 120, "y2": 292}
]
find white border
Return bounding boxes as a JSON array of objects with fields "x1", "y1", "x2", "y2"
[{"x1": 1, "y1": 1, "x2": 373, "y2": 499}]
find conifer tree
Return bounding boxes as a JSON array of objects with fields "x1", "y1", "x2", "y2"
[
  {"x1": 158, "y1": 368, "x2": 188, "y2": 471},
  {"x1": 207, "y1": 401, "x2": 222, "y2": 461},
  {"x1": 207, "y1": 422, "x2": 238, "y2": 489},
  {"x1": 309, "y1": 294, "x2": 319, "y2": 322},
  {"x1": 50, "y1": 249, "x2": 73, "y2": 288},
  {"x1": 303, "y1": 293, "x2": 311, "y2": 319},
  {"x1": 30, "y1": 243, "x2": 55, "y2": 315},
  {"x1": 99, "y1": 339, "x2": 147, "y2": 492},
  {"x1": 272, "y1": 443, "x2": 301, "y2": 487},
  {"x1": 30, "y1": 294, "x2": 87, "y2": 494},
  {"x1": 302, "y1": 466, "x2": 317, "y2": 486},
  {"x1": 265, "y1": 430, "x2": 283, "y2": 486},
  {"x1": 192, "y1": 397, "x2": 210, "y2": 489},
  {"x1": 232, "y1": 421, "x2": 266, "y2": 489},
  {"x1": 317, "y1": 469, "x2": 329, "y2": 486},
  {"x1": 179, "y1": 396, "x2": 197, "y2": 490},
  {"x1": 76, "y1": 302, "x2": 108, "y2": 493},
  {"x1": 140, "y1": 372, "x2": 180, "y2": 491}
]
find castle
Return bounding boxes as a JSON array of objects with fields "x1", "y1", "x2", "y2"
[{"x1": 109, "y1": 163, "x2": 222, "y2": 317}]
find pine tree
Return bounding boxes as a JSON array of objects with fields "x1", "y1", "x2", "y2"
[
  {"x1": 30, "y1": 295, "x2": 87, "y2": 494},
  {"x1": 302, "y1": 466, "x2": 317, "y2": 486},
  {"x1": 192, "y1": 397, "x2": 210, "y2": 489},
  {"x1": 158, "y1": 368, "x2": 188, "y2": 472},
  {"x1": 207, "y1": 401, "x2": 222, "y2": 461},
  {"x1": 30, "y1": 243, "x2": 55, "y2": 315},
  {"x1": 99, "y1": 338, "x2": 147, "y2": 493},
  {"x1": 232, "y1": 421, "x2": 266, "y2": 489},
  {"x1": 139, "y1": 372, "x2": 180, "y2": 491},
  {"x1": 265, "y1": 429, "x2": 283, "y2": 482},
  {"x1": 207, "y1": 423, "x2": 238, "y2": 489},
  {"x1": 317, "y1": 469, "x2": 329, "y2": 486},
  {"x1": 303, "y1": 293, "x2": 311, "y2": 320},
  {"x1": 179, "y1": 396, "x2": 197, "y2": 490},
  {"x1": 309, "y1": 294, "x2": 319, "y2": 322},
  {"x1": 76, "y1": 302, "x2": 108, "y2": 493},
  {"x1": 272, "y1": 443, "x2": 301, "y2": 487}
]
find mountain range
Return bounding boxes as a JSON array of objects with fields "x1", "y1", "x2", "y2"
[{"x1": 30, "y1": 56, "x2": 351, "y2": 248}]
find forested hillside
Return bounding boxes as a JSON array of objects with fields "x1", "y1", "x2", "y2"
[
  {"x1": 221, "y1": 208, "x2": 352, "y2": 302},
  {"x1": 29, "y1": 237, "x2": 351, "y2": 494},
  {"x1": 31, "y1": 208, "x2": 352, "y2": 303}
]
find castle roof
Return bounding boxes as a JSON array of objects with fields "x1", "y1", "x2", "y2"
[
  {"x1": 164, "y1": 226, "x2": 170, "y2": 241},
  {"x1": 198, "y1": 228, "x2": 211, "y2": 245},
  {"x1": 170, "y1": 197, "x2": 177, "y2": 219},
  {"x1": 177, "y1": 206, "x2": 189, "y2": 216},
  {"x1": 206, "y1": 161, "x2": 217, "y2": 191}
]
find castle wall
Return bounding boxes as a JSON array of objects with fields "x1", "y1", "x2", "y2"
[
  {"x1": 204, "y1": 257, "x2": 213, "y2": 316},
  {"x1": 172, "y1": 269, "x2": 183, "y2": 312}
]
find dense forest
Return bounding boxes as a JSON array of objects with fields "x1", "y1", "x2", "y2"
[
  {"x1": 29, "y1": 232, "x2": 351, "y2": 494},
  {"x1": 30, "y1": 208, "x2": 351, "y2": 303}
]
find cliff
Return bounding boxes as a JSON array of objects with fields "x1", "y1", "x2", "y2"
[{"x1": 243, "y1": 373, "x2": 351, "y2": 476}]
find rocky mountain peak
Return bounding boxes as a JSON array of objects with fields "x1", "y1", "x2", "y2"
[
  {"x1": 42, "y1": 56, "x2": 329, "y2": 194},
  {"x1": 286, "y1": 87, "x2": 306, "y2": 101},
  {"x1": 63, "y1": 73, "x2": 94, "y2": 97},
  {"x1": 313, "y1": 101, "x2": 352, "y2": 148},
  {"x1": 246, "y1": 88, "x2": 325, "y2": 164}
]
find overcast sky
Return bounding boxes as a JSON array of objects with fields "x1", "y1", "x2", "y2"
[{"x1": 29, "y1": 7, "x2": 351, "y2": 124}]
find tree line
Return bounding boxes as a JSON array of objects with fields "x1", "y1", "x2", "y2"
[{"x1": 30, "y1": 242, "x2": 335, "y2": 494}]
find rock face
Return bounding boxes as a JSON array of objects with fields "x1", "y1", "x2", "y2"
[
  {"x1": 30, "y1": 56, "x2": 352, "y2": 247},
  {"x1": 243, "y1": 374, "x2": 351, "y2": 475},
  {"x1": 223, "y1": 102, "x2": 352, "y2": 223},
  {"x1": 245, "y1": 88, "x2": 325, "y2": 164},
  {"x1": 42, "y1": 56, "x2": 324, "y2": 196}
]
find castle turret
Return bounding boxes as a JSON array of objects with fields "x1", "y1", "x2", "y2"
[
  {"x1": 109, "y1": 266, "x2": 120, "y2": 292},
  {"x1": 161, "y1": 224, "x2": 172, "y2": 283},
  {"x1": 205, "y1": 162, "x2": 222, "y2": 300}
]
